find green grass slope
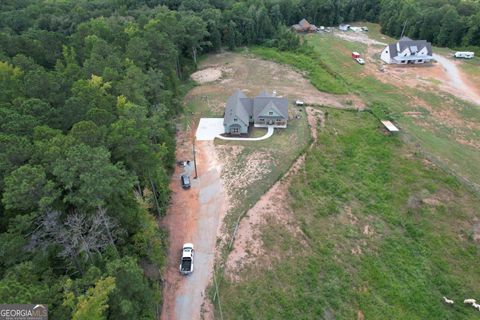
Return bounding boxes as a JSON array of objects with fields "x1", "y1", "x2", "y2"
[{"x1": 219, "y1": 109, "x2": 480, "y2": 319}]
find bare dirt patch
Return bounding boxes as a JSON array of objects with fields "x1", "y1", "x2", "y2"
[
  {"x1": 357, "y1": 309, "x2": 365, "y2": 320},
  {"x1": 334, "y1": 30, "x2": 386, "y2": 46},
  {"x1": 306, "y1": 107, "x2": 323, "y2": 142},
  {"x1": 422, "y1": 188, "x2": 454, "y2": 207},
  {"x1": 473, "y1": 222, "x2": 480, "y2": 242},
  {"x1": 190, "y1": 67, "x2": 222, "y2": 84},
  {"x1": 224, "y1": 153, "x2": 308, "y2": 279}
]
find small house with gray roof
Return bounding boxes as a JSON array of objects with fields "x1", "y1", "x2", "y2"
[
  {"x1": 223, "y1": 90, "x2": 289, "y2": 135},
  {"x1": 381, "y1": 36, "x2": 433, "y2": 65}
]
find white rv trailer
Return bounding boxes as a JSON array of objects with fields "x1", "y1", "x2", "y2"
[{"x1": 454, "y1": 51, "x2": 474, "y2": 59}]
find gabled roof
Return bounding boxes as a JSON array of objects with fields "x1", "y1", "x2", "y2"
[
  {"x1": 299, "y1": 19, "x2": 310, "y2": 28},
  {"x1": 257, "y1": 100, "x2": 284, "y2": 118},
  {"x1": 224, "y1": 90, "x2": 250, "y2": 126},
  {"x1": 253, "y1": 92, "x2": 288, "y2": 119},
  {"x1": 387, "y1": 37, "x2": 432, "y2": 59},
  {"x1": 224, "y1": 90, "x2": 289, "y2": 126},
  {"x1": 387, "y1": 44, "x2": 397, "y2": 59}
]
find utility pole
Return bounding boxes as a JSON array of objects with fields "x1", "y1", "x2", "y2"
[
  {"x1": 400, "y1": 20, "x2": 408, "y2": 38},
  {"x1": 193, "y1": 138, "x2": 198, "y2": 179}
]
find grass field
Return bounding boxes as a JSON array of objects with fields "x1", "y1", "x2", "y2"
[
  {"x1": 301, "y1": 33, "x2": 480, "y2": 193},
  {"x1": 215, "y1": 25, "x2": 480, "y2": 319},
  {"x1": 218, "y1": 108, "x2": 480, "y2": 319}
]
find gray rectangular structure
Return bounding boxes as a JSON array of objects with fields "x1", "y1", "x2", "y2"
[{"x1": 223, "y1": 90, "x2": 289, "y2": 135}]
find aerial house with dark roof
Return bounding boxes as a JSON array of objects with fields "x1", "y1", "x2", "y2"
[
  {"x1": 223, "y1": 90, "x2": 289, "y2": 135},
  {"x1": 380, "y1": 36, "x2": 433, "y2": 65}
]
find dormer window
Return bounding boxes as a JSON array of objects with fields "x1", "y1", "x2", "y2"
[
  {"x1": 233, "y1": 118, "x2": 237, "y2": 122},
  {"x1": 268, "y1": 111, "x2": 273, "y2": 115}
]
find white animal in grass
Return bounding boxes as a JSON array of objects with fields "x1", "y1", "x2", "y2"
[
  {"x1": 464, "y1": 299, "x2": 476, "y2": 305},
  {"x1": 443, "y1": 297, "x2": 454, "y2": 304}
]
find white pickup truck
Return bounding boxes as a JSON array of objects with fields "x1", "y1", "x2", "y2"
[{"x1": 179, "y1": 243, "x2": 194, "y2": 275}]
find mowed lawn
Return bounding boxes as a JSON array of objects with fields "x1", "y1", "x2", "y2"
[{"x1": 218, "y1": 109, "x2": 480, "y2": 319}]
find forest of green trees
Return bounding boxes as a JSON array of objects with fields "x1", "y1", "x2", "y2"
[{"x1": 0, "y1": 0, "x2": 479, "y2": 319}]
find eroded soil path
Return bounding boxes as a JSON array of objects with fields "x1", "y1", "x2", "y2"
[{"x1": 160, "y1": 131, "x2": 227, "y2": 320}]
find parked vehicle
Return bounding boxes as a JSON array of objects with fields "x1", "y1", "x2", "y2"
[
  {"x1": 352, "y1": 51, "x2": 361, "y2": 59},
  {"x1": 181, "y1": 175, "x2": 191, "y2": 189},
  {"x1": 295, "y1": 100, "x2": 305, "y2": 106},
  {"x1": 179, "y1": 243, "x2": 194, "y2": 275},
  {"x1": 454, "y1": 51, "x2": 474, "y2": 59},
  {"x1": 356, "y1": 58, "x2": 365, "y2": 65}
]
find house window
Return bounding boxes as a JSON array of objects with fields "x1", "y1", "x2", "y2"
[
  {"x1": 418, "y1": 60, "x2": 423, "y2": 63},
  {"x1": 233, "y1": 118, "x2": 237, "y2": 122},
  {"x1": 268, "y1": 111, "x2": 273, "y2": 115},
  {"x1": 233, "y1": 128, "x2": 239, "y2": 133},
  {"x1": 259, "y1": 118, "x2": 265, "y2": 122},
  {"x1": 401, "y1": 60, "x2": 405, "y2": 63}
]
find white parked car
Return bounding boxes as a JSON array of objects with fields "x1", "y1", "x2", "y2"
[{"x1": 355, "y1": 58, "x2": 365, "y2": 65}]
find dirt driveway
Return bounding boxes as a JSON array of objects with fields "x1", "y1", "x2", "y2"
[{"x1": 160, "y1": 131, "x2": 227, "y2": 320}]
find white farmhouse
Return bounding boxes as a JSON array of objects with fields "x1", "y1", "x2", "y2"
[{"x1": 381, "y1": 37, "x2": 433, "y2": 65}]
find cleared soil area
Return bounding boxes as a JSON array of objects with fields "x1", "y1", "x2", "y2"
[{"x1": 186, "y1": 51, "x2": 364, "y2": 111}]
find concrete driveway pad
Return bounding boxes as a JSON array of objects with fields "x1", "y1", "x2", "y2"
[{"x1": 195, "y1": 118, "x2": 224, "y2": 141}]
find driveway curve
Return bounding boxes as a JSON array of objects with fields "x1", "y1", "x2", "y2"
[
  {"x1": 433, "y1": 53, "x2": 480, "y2": 105},
  {"x1": 216, "y1": 126, "x2": 274, "y2": 141}
]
